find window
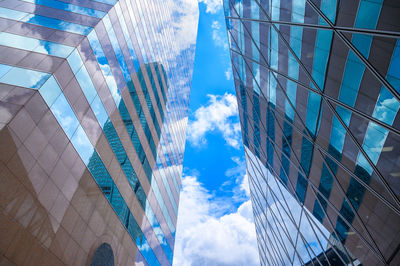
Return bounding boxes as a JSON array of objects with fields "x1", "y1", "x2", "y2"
[{"x1": 90, "y1": 243, "x2": 114, "y2": 266}]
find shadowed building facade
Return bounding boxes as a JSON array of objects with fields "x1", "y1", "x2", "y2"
[
  {"x1": 0, "y1": 0, "x2": 197, "y2": 265},
  {"x1": 224, "y1": 0, "x2": 400, "y2": 265}
]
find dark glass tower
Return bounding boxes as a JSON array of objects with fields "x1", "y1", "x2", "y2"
[
  {"x1": 0, "y1": 0, "x2": 197, "y2": 265},
  {"x1": 224, "y1": 0, "x2": 400, "y2": 265}
]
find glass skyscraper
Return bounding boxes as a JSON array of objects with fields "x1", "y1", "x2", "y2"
[
  {"x1": 224, "y1": 0, "x2": 400, "y2": 265},
  {"x1": 0, "y1": 0, "x2": 197, "y2": 265}
]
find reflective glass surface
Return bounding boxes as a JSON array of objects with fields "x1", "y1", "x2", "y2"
[
  {"x1": 224, "y1": 0, "x2": 400, "y2": 265},
  {"x1": 0, "y1": 0, "x2": 197, "y2": 265}
]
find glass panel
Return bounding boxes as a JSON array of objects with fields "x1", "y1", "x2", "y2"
[
  {"x1": 51, "y1": 94, "x2": 79, "y2": 138},
  {"x1": 70, "y1": 125, "x2": 94, "y2": 165},
  {"x1": 0, "y1": 7, "x2": 28, "y2": 20},
  {"x1": 0, "y1": 64, "x2": 51, "y2": 89},
  {"x1": 0, "y1": 7, "x2": 92, "y2": 35},
  {"x1": 90, "y1": 95, "x2": 108, "y2": 128},
  {"x1": 67, "y1": 50, "x2": 84, "y2": 75},
  {"x1": 20, "y1": 0, "x2": 106, "y2": 18},
  {"x1": 22, "y1": 14, "x2": 92, "y2": 35},
  {"x1": 39, "y1": 76, "x2": 62, "y2": 107},
  {"x1": 0, "y1": 64, "x2": 12, "y2": 79},
  {"x1": 75, "y1": 65, "x2": 97, "y2": 104}
]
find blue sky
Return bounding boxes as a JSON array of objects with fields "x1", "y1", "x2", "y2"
[
  {"x1": 173, "y1": 1, "x2": 259, "y2": 265},
  {"x1": 184, "y1": 0, "x2": 244, "y2": 211},
  {"x1": 170, "y1": 1, "x2": 334, "y2": 264},
  {"x1": 171, "y1": 1, "x2": 331, "y2": 265}
]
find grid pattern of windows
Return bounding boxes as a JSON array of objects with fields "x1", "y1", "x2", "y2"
[
  {"x1": 0, "y1": 0, "x2": 196, "y2": 265},
  {"x1": 224, "y1": 0, "x2": 400, "y2": 265}
]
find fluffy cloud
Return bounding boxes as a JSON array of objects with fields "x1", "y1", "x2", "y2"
[
  {"x1": 240, "y1": 173, "x2": 250, "y2": 197},
  {"x1": 128, "y1": 0, "x2": 199, "y2": 65},
  {"x1": 224, "y1": 67, "x2": 232, "y2": 80},
  {"x1": 222, "y1": 156, "x2": 250, "y2": 204},
  {"x1": 211, "y1": 21, "x2": 228, "y2": 50},
  {"x1": 187, "y1": 93, "x2": 241, "y2": 149},
  {"x1": 173, "y1": 175, "x2": 259, "y2": 266},
  {"x1": 168, "y1": 0, "x2": 200, "y2": 54},
  {"x1": 198, "y1": 0, "x2": 223, "y2": 14}
]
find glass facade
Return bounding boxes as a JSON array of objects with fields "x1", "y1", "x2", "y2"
[
  {"x1": 224, "y1": 0, "x2": 400, "y2": 265},
  {"x1": 0, "y1": 0, "x2": 197, "y2": 265}
]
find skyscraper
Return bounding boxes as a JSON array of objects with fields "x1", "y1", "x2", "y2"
[
  {"x1": 224, "y1": 0, "x2": 400, "y2": 265},
  {"x1": 0, "y1": 0, "x2": 198, "y2": 265}
]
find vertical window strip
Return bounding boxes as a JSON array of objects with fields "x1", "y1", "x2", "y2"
[
  {"x1": 334, "y1": 0, "x2": 386, "y2": 241},
  {"x1": 66, "y1": 52, "x2": 174, "y2": 263},
  {"x1": 87, "y1": 30, "x2": 177, "y2": 243}
]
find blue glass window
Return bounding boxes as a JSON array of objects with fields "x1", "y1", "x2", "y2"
[
  {"x1": 296, "y1": 174, "x2": 308, "y2": 203},
  {"x1": 51, "y1": 94, "x2": 79, "y2": 139},
  {"x1": 39, "y1": 76, "x2": 62, "y2": 107},
  {"x1": 90, "y1": 243, "x2": 114, "y2": 266},
  {"x1": 0, "y1": 64, "x2": 51, "y2": 89},
  {"x1": 71, "y1": 125, "x2": 94, "y2": 164},
  {"x1": 75, "y1": 66, "x2": 97, "y2": 104},
  {"x1": 0, "y1": 32, "x2": 74, "y2": 58},
  {"x1": 21, "y1": 0, "x2": 106, "y2": 18}
]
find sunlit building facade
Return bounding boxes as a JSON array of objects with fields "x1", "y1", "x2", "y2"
[
  {"x1": 0, "y1": 0, "x2": 197, "y2": 265},
  {"x1": 224, "y1": 0, "x2": 400, "y2": 265}
]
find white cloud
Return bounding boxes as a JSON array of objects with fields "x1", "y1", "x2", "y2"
[
  {"x1": 187, "y1": 93, "x2": 241, "y2": 149},
  {"x1": 198, "y1": 0, "x2": 223, "y2": 14},
  {"x1": 223, "y1": 156, "x2": 250, "y2": 203},
  {"x1": 373, "y1": 95, "x2": 399, "y2": 123},
  {"x1": 173, "y1": 175, "x2": 259, "y2": 266},
  {"x1": 211, "y1": 20, "x2": 228, "y2": 50},
  {"x1": 240, "y1": 173, "x2": 250, "y2": 197},
  {"x1": 169, "y1": 0, "x2": 200, "y2": 54},
  {"x1": 224, "y1": 67, "x2": 232, "y2": 80},
  {"x1": 126, "y1": 0, "x2": 199, "y2": 117},
  {"x1": 123, "y1": 0, "x2": 199, "y2": 72}
]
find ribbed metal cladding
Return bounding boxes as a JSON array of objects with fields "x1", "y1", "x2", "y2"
[{"x1": 223, "y1": 0, "x2": 400, "y2": 265}]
